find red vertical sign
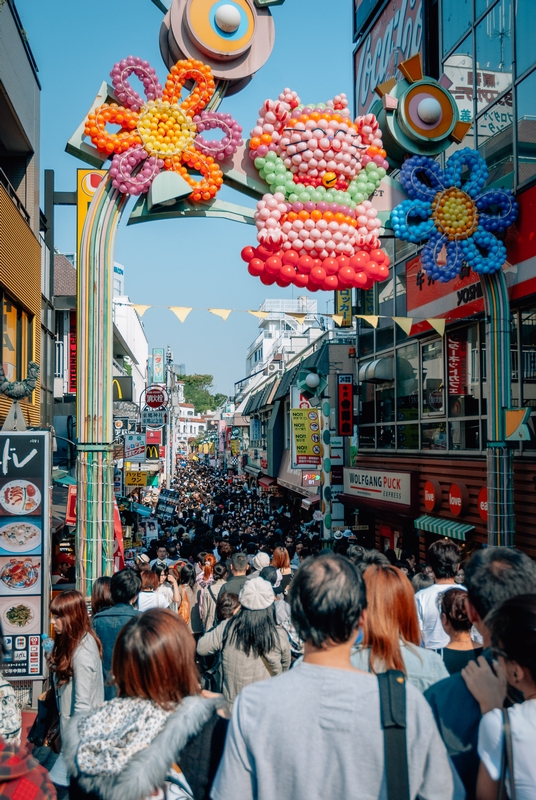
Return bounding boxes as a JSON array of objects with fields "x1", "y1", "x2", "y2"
[
  {"x1": 68, "y1": 310, "x2": 77, "y2": 394},
  {"x1": 448, "y1": 334, "x2": 468, "y2": 395},
  {"x1": 337, "y1": 374, "x2": 354, "y2": 436}
]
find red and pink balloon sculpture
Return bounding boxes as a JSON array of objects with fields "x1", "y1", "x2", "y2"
[{"x1": 241, "y1": 89, "x2": 390, "y2": 291}]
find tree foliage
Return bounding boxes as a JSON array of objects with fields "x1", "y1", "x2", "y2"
[{"x1": 178, "y1": 374, "x2": 227, "y2": 414}]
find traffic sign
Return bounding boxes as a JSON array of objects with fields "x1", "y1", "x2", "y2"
[
  {"x1": 141, "y1": 408, "x2": 168, "y2": 427},
  {"x1": 146, "y1": 385, "x2": 169, "y2": 409}
]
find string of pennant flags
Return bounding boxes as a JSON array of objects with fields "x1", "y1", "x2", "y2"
[{"x1": 116, "y1": 301, "x2": 463, "y2": 337}]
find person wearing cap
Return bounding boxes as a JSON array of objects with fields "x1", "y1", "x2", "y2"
[
  {"x1": 52, "y1": 553, "x2": 75, "y2": 585},
  {"x1": 246, "y1": 552, "x2": 270, "y2": 581},
  {"x1": 197, "y1": 577, "x2": 290, "y2": 704}
]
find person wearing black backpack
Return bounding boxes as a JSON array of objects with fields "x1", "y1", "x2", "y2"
[
  {"x1": 211, "y1": 554, "x2": 464, "y2": 800},
  {"x1": 201, "y1": 563, "x2": 228, "y2": 631}
]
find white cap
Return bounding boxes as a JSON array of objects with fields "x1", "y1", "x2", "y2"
[{"x1": 239, "y1": 577, "x2": 274, "y2": 610}]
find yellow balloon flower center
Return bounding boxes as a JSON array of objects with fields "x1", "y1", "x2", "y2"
[
  {"x1": 432, "y1": 188, "x2": 478, "y2": 241},
  {"x1": 137, "y1": 101, "x2": 196, "y2": 157}
]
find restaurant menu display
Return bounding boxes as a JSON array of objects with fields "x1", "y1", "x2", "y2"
[{"x1": 0, "y1": 433, "x2": 51, "y2": 678}]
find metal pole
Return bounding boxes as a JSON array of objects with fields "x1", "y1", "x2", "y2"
[
  {"x1": 321, "y1": 399, "x2": 332, "y2": 543},
  {"x1": 480, "y1": 269, "x2": 515, "y2": 547},
  {"x1": 76, "y1": 174, "x2": 128, "y2": 595}
]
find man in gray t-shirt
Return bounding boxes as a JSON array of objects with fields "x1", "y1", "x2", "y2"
[{"x1": 211, "y1": 554, "x2": 464, "y2": 800}]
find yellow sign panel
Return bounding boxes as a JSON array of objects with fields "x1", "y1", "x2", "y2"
[
  {"x1": 230, "y1": 438, "x2": 240, "y2": 455},
  {"x1": 125, "y1": 471, "x2": 147, "y2": 487},
  {"x1": 77, "y1": 170, "x2": 106, "y2": 268},
  {"x1": 334, "y1": 289, "x2": 353, "y2": 327},
  {"x1": 291, "y1": 408, "x2": 322, "y2": 467}
]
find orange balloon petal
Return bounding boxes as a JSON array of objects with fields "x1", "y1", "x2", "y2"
[
  {"x1": 85, "y1": 104, "x2": 141, "y2": 155},
  {"x1": 161, "y1": 59, "x2": 215, "y2": 116}
]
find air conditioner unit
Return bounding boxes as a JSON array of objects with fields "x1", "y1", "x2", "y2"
[{"x1": 267, "y1": 362, "x2": 282, "y2": 373}]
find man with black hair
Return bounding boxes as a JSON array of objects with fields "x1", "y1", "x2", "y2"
[
  {"x1": 424, "y1": 547, "x2": 536, "y2": 799},
  {"x1": 221, "y1": 552, "x2": 249, "y2": 595},
  {"x1": 415, "y1": 539, "x2": 463, "y2": 649},
  {"x1": 92, "y1": 568, "x2": 141, "y2": 699},
  {"x1": 211, "y1": 554, "x2": 463, "y2": 800}
]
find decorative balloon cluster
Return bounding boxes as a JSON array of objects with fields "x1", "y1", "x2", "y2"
[
  {"x1": 391, "y1": 148, "x2": 518, "y2": 282},
  {"x1": 241, "y1": 88, "x2": 391, "y2": 292},
  {"x1": 84, "y1": 57, "x2": 242, "y2": 200}
]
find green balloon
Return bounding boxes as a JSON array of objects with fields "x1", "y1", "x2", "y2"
[
  {"x1": 274, "y1": 185, "x2": 286, "y2": 195},
  {"x1": 288, "y1": 193, "x2": 299, "y2": 203},
  {"x1": 254, "y1": 157, "x2": 266, "y2": 170},
  {"x1": 377, "y1": 167, "x2": 387, "y2": 178},
  {"x1": 325, "y1": 191, "x2": 334, "y2": 201},
  {"x1": 354, "y1": 193, "x2": 365, "y2": 203},
  {"x1": 259, "y1": 169, "x2": 266, "y2": 180},
  {"x1": 275, "y1": 163, "x2": 287, "y2": 174},
  {"x1": 365, "y1": 182, "x2": 376, "y2": 194},
  {"x1": 295, "y1": 184, "x2": 305, "y2": 193},
  {"x1": 317, "y1": 185, "x2": 326, "y2": 195},
  {"x1": 299, "y1": 191, "x2": 311, "y2": 202},
  {"x1": 265, "y1": 172, "x2": 276, "y2": 185},
  {"x1": 266, "y1": 151, "x2": 277, "y2": 162}
]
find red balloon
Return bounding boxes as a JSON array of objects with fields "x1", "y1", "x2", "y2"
[
  {"x1": 298, "y1": 255, "x2": 313, "y2": 273},
  {"x1": 280, "y1": 264, "x2": 297, "y2": 281},
  {"x1": 265, "y1": 256, "x2": 282, "y2": 275},
  {"x1": 349, "y1": 254, "x2": 369, "y2": 271},
  {"x1": 353, "y1": 271, "x2": 369, "y2": 288},
  {"x1": 241, "y1": 246, "x2": 256, "y2": 263},
  {"x1": 313, "y1": 258, "x2": 323, "y2": 269},
  {"x1": 308, "y1": 281, "x2": 320, "y2": 292},
  {"x1": 323, "y1": 257, "x2": 339, "y2": 275},
  {"x1": 383, "y1": 255, "x2": 391, "y2": 268},
  {"x1": 276, "y1": 276, "x2": 291, "y2": 287},
  {"x1": 356, "y1": 250, "x2": 370, "y2": 260},
  {"x1": 322, "y1": 275, "x2": 339, "y2": 290},
  {"x1": 282, "y1": 250, "x2": 300, "y2": 267},
  {"x1": 361, "y1": 275, "x2": 375, "y2": 290},
  {"x1": 309, "y1": 266, "x2": 327, "y2": 284},
  {"x1": 377, "y1": 264, "x2": 389, "y2": 280},
  {"x1": 336, "y1": 255, "x2": 350, "y2": 269},
  {"x1": 370, "y1": 248, "x2": 385, "y2": 264},
  {"x1": 294, "y1": 272, "x2": 309, "y2": 288},
  {"x1": 248, "y1": 259, "x2": 265, "y2": 277},
  {"x1": 260, "y1": 273, "x2": 276, "y2": 285},
  {"x1": 338, "y1": 266, "x2": 355, "y2": 286},
  {"x1": 363, "y1": 260, "x2": 380, "y2": 278},
  {"x1": 257, "y1": 244, "x2": 275, "y2": 261}
]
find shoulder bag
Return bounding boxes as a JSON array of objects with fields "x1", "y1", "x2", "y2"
[
  {"x1": 200, "y1": 621, "x2": 231, "y2": 693},
  {"x1": 497, "y1": 708, "x2": 516, "y2": 800},
  {"x1": 378, "y1": 670, "x2": 410, "y2": 800}
]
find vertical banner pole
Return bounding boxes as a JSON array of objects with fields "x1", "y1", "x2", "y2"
[{"x1": 321, "y1": 399, "x2": 332, "y2": 543}]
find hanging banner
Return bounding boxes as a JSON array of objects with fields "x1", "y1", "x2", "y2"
[
  {"x1": 124, "y1": 434, "x2": 145, "y2": 461},
  {"x1": 146, "y1": 429, "x2": 162, "y2": 445},
  {"x1": 68, "y1": 310, "x2": 77, "y2": 394},
  {"x1": 230, "y1": 439, "x2": 240, "y2": 456},
  {"x1": 152, "y1": 348, "x2": 165, "y2": 384},
  {"x1": 447, "y1": 333, "x2": 468, "y2": 395},
  {"x1": 334, "y1": 290, "x2": 353, "y2": 327},
  {"x1": 0, "y1": 432, "x2": 51, "y2": 679},
  {"x1": 337, "y1": 374, "x2": 354, "y2": 436},
  {"x1": 291, "y1": 409, "x2": 321, "y2": 468}
]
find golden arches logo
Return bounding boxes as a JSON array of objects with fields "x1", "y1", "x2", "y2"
[
  {"x1": 112, "y1": 379, "x2": 123, "y2": 399},
  {"x1": 146, "y1": 444, "x2": 159, "y2": 460}
]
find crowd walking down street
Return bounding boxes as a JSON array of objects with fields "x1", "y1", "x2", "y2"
[{"x1": 0, "y1": 461, "x2": 534, "y2": 799}]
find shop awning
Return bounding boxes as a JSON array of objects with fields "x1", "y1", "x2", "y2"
[
  {"x1": 301, "y1": 494, "x2": 320, "y2": 509},
  {"x1": 258, "y1": 476, "x2": 276, "y2": 488},
  {"x1": 52, "y1": 471, "x2": 77, "y2": 486},
  {"x1": 277, "y1": 450, "x2": 318, "y2": 498},
  {"x1": 414, "y1": 515, "x2": 474, "y2": 541},
  {"x1": 244, "y1": 465, "x2": 262, "y2": 476}
]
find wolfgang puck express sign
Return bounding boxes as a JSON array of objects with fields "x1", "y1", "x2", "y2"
[{"x1": 344, "y1": 468, "x2": 411, "y2": 505}]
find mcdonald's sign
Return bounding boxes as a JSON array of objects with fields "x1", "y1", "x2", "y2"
[
  {"x1": 145, "y1": 444, "x2": 160, "y2": 462},
  {"x1": 112, "y1": 377, "x2": 133, "y2": 402}
]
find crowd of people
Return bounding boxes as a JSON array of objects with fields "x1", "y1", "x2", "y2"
[{"x1": 0, "y1": 461, "x2": 535, "y2": 800}]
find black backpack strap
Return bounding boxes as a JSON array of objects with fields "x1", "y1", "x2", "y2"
[
  {"x1": 378, "y1": 670, "x2": 410, "y2": 800},
  {"x1": 208, "y1": 585, "x2": 218, "y2": 604}
]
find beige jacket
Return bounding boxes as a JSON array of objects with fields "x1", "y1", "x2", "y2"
[
  {"x1": 197, "y1": 619, "x2": 291, "y2": 703},
  {"x1": 56, "y1": 633, "x2": 104, "y2": 742}
]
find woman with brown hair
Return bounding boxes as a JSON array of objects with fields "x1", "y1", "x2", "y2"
[
  {"x1": 90, "y1": 576, "x2": 112, "y2": 616},
  {"x1": 271, "y1": 546, "x2": 292, "y2": 595},
  {"x1": 65, "y1": 609, "x2": 226, "y2": 800},
  {"x1": 351, "y1": 564, "x2": 448, "y2": 692},
  {"x1": 48, "y1": 590, "x2": 104, "y2": 790},
  {"x1": 137, "y1": 567, "x2": 171, "y2": 611}
]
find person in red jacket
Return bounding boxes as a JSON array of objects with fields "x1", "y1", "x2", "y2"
[{"x1": 0, "y1": 738, "x2": 56, "y2": 798}]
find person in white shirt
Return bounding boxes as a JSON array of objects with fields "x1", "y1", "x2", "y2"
[
  {"x1": 415, "y1": 540, "x2": 464, "y2": 649},
  {"x1": 149, "y1": 545, "x2": 175, "y2": 569}
]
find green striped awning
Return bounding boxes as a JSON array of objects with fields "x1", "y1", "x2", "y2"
[{"x1": 414, "y1": 515, "x2": 474, "y2": 541}]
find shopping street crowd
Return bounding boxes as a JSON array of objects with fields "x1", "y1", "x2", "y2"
[{"x1": 0, "y1": 462, "x2": 535, "y2": 799}]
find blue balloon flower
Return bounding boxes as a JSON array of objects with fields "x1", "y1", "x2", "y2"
[{"x1": 392, "y1": 147, "x2": 518, "y2": 282}]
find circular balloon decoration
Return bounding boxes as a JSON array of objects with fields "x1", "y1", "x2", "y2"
[{"x1": 84, "y1": 56, "x2": 242, "y2": 199}]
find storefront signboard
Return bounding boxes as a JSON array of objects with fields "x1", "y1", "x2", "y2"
[
  {"x1": 448, "y1": 483, "x2": 469, "y2": 517},
  {"x1": 291, "y1": 409, "x2": 321, "y2": 468},
  {"x1": 344, "y1": 467, "x2": 411, "y2": 505},
  {"x1": 125, "y1": 434, "x2": 146, "y2": 462},
  {"x1": 302, "y1": 472, "x2": 321, "y2": 487},
  {"x1": 337, "y1": 375, "x2": 354, "y2": 436},
  {"x1": 125, "y1": 471, "x2": 147, "y2": 487},
  {"x1": 0, "y1": 432, "x2": 51, "y2": 679},
  {"x1": 423, "y1": 479, "x2": 442, "y2": 512},
  {"x1": 478, "y1": 487, "x2": 488, "y2": 522},
  {"x1": 448, "y1": 334, "x2": 468, "y2": 395}
]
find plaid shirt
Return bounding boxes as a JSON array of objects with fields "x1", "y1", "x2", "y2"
[{"x1": 0, "y1": 740, "x2": 56, "y2": 799}]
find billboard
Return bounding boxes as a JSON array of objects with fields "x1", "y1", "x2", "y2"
[
  {"x1": 354, "y1": 0, "x2": 423, "y2": 115},
  {"x1": 290, "y1": 409, "x2": 322, "y2": 468},
  {"x1": 0, "y1": 432, "x2": 51, "y2": 679},
  {"x1": 152, "y1": 348, "x2": 165, "y2": 384}
]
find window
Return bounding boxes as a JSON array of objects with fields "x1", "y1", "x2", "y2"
[
  {"x1": 516, "y1": 69, "x2": 536, "y2": 187},
  {"x1": 442, "y1": 0, "x2": 472, "y2": 56},
  {"x1": 516, "y1": 0, "x2": 536, "y2": 76},
  {"x1": 422, "y1": 340, "x2": 444, "y2": 415},
  {"x1": 475, "y1": 0, "x2": 512, "y2": 114},
  {"x1": 2, "y1": 296, "x2": 33, "y2": 385}
]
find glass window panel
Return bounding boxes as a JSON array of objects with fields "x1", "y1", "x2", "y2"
[
  {"x1": 395, "y1": 239, "x2": 417, "y2": 263},
  {"x1": 358, "y1": 427, "x2": 375, "y2": 449},
  {"x1": 442, "y1": 0, "x2": 472, "y2": 56},
  {"x1": 475, "y1": 0, "x2": 512, "y2": 114},
  {"x1": 358, "y1": 329, "x2": 374, "y2": 357},
  {"x1": 477, "y1": 93, "x2": 513, "y2": 182},
  {"x1": 449, "y1": 420, "x2": 481, "y2": 450},
  {"x1": 447, "y1": 326, "x2": 480, "y2": 416},
  {"x1": 395, "y1": 261, "x2": 407, "y2": 323},
  {"x1": 359, "y1": 381, "x2": 375, "y2": 424},
  {"x1": 397, "y1": 424, "x2": 419, "y2": 449},
  {"x1": 516, "y1": 0, "x2": 536, "y2": 77},
  {"x1": 476, "y1": 0, "x2": 499, "y2": 19},
  {"x1": 510, "y1": 314, "x2": 520, "y2": 408},
  {"x1": 377, "y1": 425, "x2": 395, "y2": 449},
  {"x1": 376, "y1": 272, "x2": 394, "y2": 352},
  {"x1": 442, "y1": 36, "x2": 475, "y2": 150},
  {"x1": 3, "y1": 299, "x2": 17, "y2": 383},
  {"x1": 397, "y1": 343, "x2": 419, "y2": 421},
  {"x1": 422, "y1": 340, "x2": 445, "y2": 415},
  {"x1": 376, "y1": 385, "x2": 395, "y2": 423},
  {"x1": 521, "y1": 309, "x2": 536, "y2": 409},
  {"x1": 516, "y1": 69, "x2": 536, "y2": 187},
  {"x1": 421, "y1": 421, "x2": 448, "y2": 450}
]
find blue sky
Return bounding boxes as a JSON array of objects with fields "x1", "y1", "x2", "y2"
[{"x1": 18, "y1": 0, "x2": 354, "y2": 394}]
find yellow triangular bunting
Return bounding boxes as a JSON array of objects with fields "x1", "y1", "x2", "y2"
[
  {"x1": 209, "y1": 308, "x2": 232, "y2": 321},
  {"x1": 287, "y1": 313, "x2": 307, "y2": 324},
  {"x1": 131, "y1": 304, "x2": 151, "y2": 317},
  {"x1": 392, "y1": 317, "x2": 413, "y2": 335},
  {"x1": 427, "y1": 318, "x2": 446, "y2": 336},
  {"x1": 169, "y1": 307, "x2": 192, "y2": 323},
  {"x1": 247, "y1": 311, "x2": 269, "y2": 319},
  {"x1": 355, "y1": 315, "x2": 379, "y2": 328},
  {"x1": 332, "y1": 314, "x2": 344, "y2": 327}
]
